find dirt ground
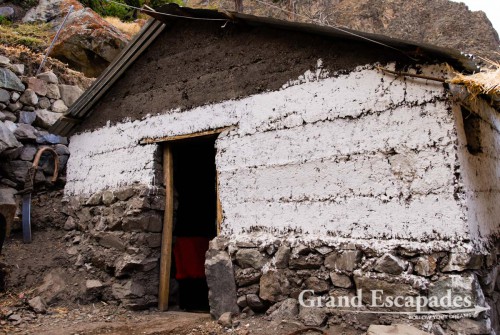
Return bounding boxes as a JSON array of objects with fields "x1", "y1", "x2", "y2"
[{"x1": 0, "y1": 226, "x2": 363, "y2": 335}]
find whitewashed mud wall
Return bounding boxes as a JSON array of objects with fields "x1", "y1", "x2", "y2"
[
  {"x1": 67, "y1": 64, "x2": 469, "y2": 244},
  {"x1": 452, "y1": 88, "x2": 500, "y2": 242}
]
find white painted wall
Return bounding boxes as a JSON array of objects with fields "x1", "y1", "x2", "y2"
[
  {"x1": 451, "y1": 88, "x2": 500, "y2": 242},
  {"x1": 67, "y1": 64, "x2": 475, "y2": 244}
]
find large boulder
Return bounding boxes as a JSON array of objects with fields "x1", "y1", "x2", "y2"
[
  {"x1": 205, "y1": 249, "x2": 239, "y2": 319},
  {"x1": 23, "y1": 0, "x2": 128, "y2": 77}
]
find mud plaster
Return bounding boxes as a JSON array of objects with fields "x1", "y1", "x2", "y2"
[{"x1": 64, "y1": 63, "x2": 487, "y2": 247}]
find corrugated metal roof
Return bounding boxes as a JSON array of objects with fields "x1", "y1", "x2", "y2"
[{"x1": 50, "y1": 4, "x2": 478, "y2": 137}]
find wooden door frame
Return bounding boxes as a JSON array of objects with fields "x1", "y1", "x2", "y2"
[{"x1": 157, "y1": 129, "x2": 226, "y2": 311}]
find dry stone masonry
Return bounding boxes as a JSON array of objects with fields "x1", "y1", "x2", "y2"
[{"x1": 0, "y1": 53, "x2": 81, "y2": 229}]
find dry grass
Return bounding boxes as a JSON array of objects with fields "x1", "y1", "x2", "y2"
[
  {"x1": 104, "y1": 16, "x2": 143, "y2": 38},
  {"x1": 0, "y1": 22, "x2": 52, "y2": 52},
  {"x1": 449, "y1": 58, "x2": 500, "y2": 98},
  {"x1": 0, "y1": 44, "x2": 94, "y2": 88}
]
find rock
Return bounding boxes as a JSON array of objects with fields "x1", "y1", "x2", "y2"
[
  {"x1": 7, "y1": 102, "x2": 22, "y2": 112},
  {"x1": 19, "y1": 89, "x2": 39, "y2": 106},
  {"x1": 374, "y1": 253, "x2": 407, "y2": 275},
  {"x1": 51, "y1": 99, "x2": 68, "y2": 113},
  {"x1": 218, "y1": 312, "x2": 233, "y2": 328},
  {"x1": 86, "y1": 193, "x2": 102, "y2": 206},
  {"x1": 354, "y1": 272, "x2": 419, "y2": 307},
  {"x1": 0, "y1": 55, "x2": 10, "y2": 66},
  {"x1": 59, "y1": 85, "x2": 83, "y2": 107},
  {"x1": 448, "y1": 318, "x2": 492, "y2": 334},
  {"x1": 0, "y1": 68, "x2": 24, "y2": 91},
  {"x1": 235, "y1": 267, "x2": 261, "y2": 286},
  {"x1": 54, "y1": 144, "x2": 70, "y2": 156},
  {"x1": 8, "y1": 314, "x2": 21, "y2": 322},
  {"x1": 442, "y1": 252, "x2": 483, "y2": 272},
  {"x1": 35, "y1": 270, "x2": 67, "y2": 304},
  {"x1": 102, "y1": 190, "x2": 116, "y2": 206},
  {"x1": 27, "y1": 77, "x2": 48, "y2": 96},
  {"x1": 298, "y1": 305, "x2": 327, "y2": 327},
  {"x1": 36, "y1": 132, "x2": 67, "y2": 144},
  {"x1": 289, "y1": 252, "x2": 323, "y2": 270},
  {"x1": 114, "y1": 254, "x2": 145, "y2": 277},
  {"x1": 9, "y1": 64, "x2": 24, "y2": 76},
  {"x1": 205, "y1": 249, "x2": 239, "y2": 319},
  {"x1": 0, "y1": 89, "x2": 9, "y2": 103},
  {"x1": 3, "y1": 120, "x2": 16, "y2": 132},
  {"x1": 0, "y1": 7, "x2": 14, "y2": 20},
  {"x1": 428, "y1": 273, "x2": 485, "y2": 311},
  {"x1": 115, "y1": 187, "x2": 135, "y2": 201},
  {"x1": 64, "y1": 216, "x2": 76, "y2": 230},
  {"x1": 235, "y1": 249, "x2": 266, "y2": 269},
  {"x1": 237, "y1": 295, "x2": 247, "y2": 308},
  {"x1": 259, "y1": 270, "x2": 290, "y2": 303},
  {"x1": 270, "y1": 298, "x2": 299, "y2": 320},
  {"x1": 367, "y1": 324, "x2": 431, "y2": 335},
  {"x1": 304, "y1": 276, "x2": 329, "y2": 294},
  {"x1": 246, "y1": 293, "x2": 266, "y2": 312},
  {"x1": 34, "y1": 109, "x2": 60, "y2": 129},
  {"x1": 46, "y1": 83, "x2": 60, "y2": 99},
  {"x1": 37, "y1": 71, "x2": 59, "y2": 84},
  {"x1": 330, "y1": 272, "x2": 353, "y2": 288},
  {"x1": 2, "y1": 111, "x2": 16, "y2": 122},
  {"x1": 112, "y1": 280, "x2": 145, "y2": 300},
  {"x1": 0, "y1": 121, "x2": 22, "y2": 154},
  {"x1": 38, "y1": 97, "x2": 51, "y2": 109},
  {"x1": 324, "y1": 250, "x2": 362, "y2": 272},
  {"x1": 122, "y1": 211, "x2": 162, "y2": 232},
  {"x1": 97, "y1": 232, "x2": 126, "y2": 250},
  {"x1": 274, "y1": 245, "x2": 291, "y2": 269},
  {"x1": 28, "y1": 296, "x2": 47, "y2": 314},
  {"x1": 18, "y1": 111, "x2": 37, "y2": 125},
  {"x1": 85, "y1": 279, "x2": 103, "y2": 290},
  {"x1": 414, "y1": 255, "x2": 437, "y2": 277},
  {"x1": 14, "y1": 124, "x2": 38, "y2": 141},
  {"x1": 51, "y1": 8, "x2": 128, "y2": 77}
]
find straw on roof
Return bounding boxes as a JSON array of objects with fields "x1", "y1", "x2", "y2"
[{"x1": 449, "y1": 58, "x2": 500, "y2": 101}]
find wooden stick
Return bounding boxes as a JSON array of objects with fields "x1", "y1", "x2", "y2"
[
  {"x1": 158, "y1": 145, "x2": 174, "y2": 311},
  {"x1": 376, "y1": 66, "x2": 446, "y2": 83},
  {"x1": 139, "y1": 127, "x2": 231, "y2": 145}
]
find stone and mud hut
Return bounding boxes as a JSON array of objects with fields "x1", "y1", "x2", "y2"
[{"x1": 40, "y1": 4, "x2": 499, "y2": 334}]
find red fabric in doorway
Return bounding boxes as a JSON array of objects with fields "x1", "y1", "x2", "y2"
[{"x1": 174, "y1": 236, "x2": 210, "y2": 280}]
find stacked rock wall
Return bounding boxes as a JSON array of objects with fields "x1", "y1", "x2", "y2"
[
  {"x1": 0, "y1": 53, "x2": 84, "y2": 231},
  {"x1": 206, "y1": 236, "x2": 498, "y2": 334},
  {"x1": 63, "y1": 182, "x2": 165, "y2": 309}
]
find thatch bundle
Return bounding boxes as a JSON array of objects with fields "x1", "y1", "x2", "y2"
[{"x1": 449, "y1": 58, "x2": 500, "y2": 102}]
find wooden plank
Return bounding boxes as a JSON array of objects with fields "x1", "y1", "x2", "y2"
[
  {"x1": 158, "y1": 144, "x2": 174, "y2": 311},
  {"x1": 140, "y1": 127, "x2": 231, "y2": 145},
  {"x1": 216, "y1": 171, "x2": 223, "y2": 235}
]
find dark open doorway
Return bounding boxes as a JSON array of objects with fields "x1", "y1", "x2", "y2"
[{"x1": 158, "y1": 132, "x2": 221, "y2": 312}]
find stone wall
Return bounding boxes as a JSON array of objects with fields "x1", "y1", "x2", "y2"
[
  {"x1": 206, "y1": 236, "x2": 499, "y2": 334},
  {"x1": 0, "y1": 53, "x2": 82, "y2": 232},
  {"x1": 63, "y1": 183, "x2": 165, "y2": 309}
]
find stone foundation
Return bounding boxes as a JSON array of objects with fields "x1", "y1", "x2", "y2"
[
  {"x1": 206, "y1": 236, "x2": 500, "y2": 334},
  {"x1": 64, "y1": 185, "x2": 165, "y2": 309}
]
